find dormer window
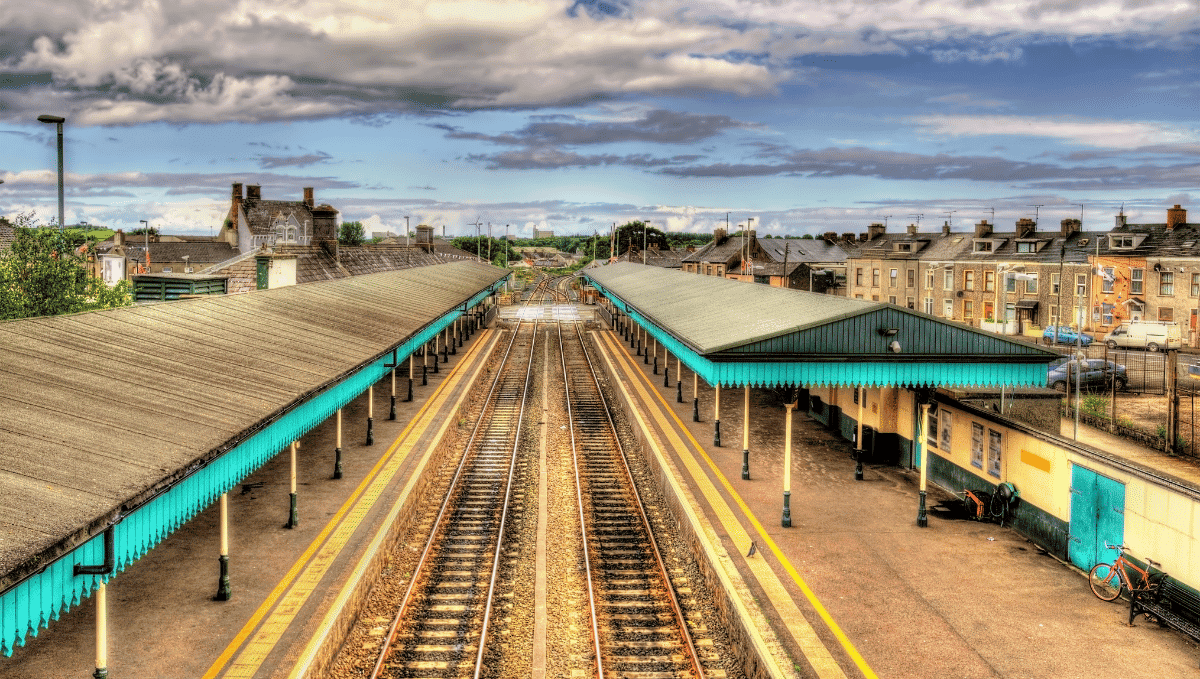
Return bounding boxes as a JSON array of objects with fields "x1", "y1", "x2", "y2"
[
  {"x1": 974, "y1": 240, "x2": 993, "y2": 252},
  {"x1": 896, "y1": 242, "x2": 912, "y2": 252},
  {"x1": 1109, "y1": 234, "x2": 1145, "y2": 250},
  {"x1": 1016, "y1": 240, "x2": 1043, "y2": 253}
]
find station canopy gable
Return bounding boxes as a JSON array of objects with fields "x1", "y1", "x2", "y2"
[
  {"x1": 0, "y1": 260, "x2": 507, "y2": 656},
  {"x1": 585, "y1": 262, "x2": 1057, "y2": 388}
]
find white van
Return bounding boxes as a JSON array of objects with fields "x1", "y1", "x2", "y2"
[{"x1": 1103, "y1": 320, "x2": 1182, "y2": 351}]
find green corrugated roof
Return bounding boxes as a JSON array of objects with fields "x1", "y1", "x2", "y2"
[{"x1": 586, "y1": 262, "x2": 1057, "y2": 361}]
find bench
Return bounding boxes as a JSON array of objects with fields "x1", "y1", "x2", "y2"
[{"x1": 1130, "y1": 575, "x2": 1200, "y2": 664}]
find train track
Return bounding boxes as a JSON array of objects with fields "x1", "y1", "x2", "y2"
[
  {"x1": 363, "y1": 296, "x2": 722, "y2": 678},
  {"x1": 559, "y1": 321, "x2": 711, "y2": 679},
  {"x1": 369, "y1": 320, "x2": 538, "y2": 679}
]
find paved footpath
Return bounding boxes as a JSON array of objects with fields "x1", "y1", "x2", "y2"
[{"x1": 595, "y1": 326, "x2": 1199, "y2": 679}]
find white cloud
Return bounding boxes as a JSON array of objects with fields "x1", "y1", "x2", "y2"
[{"x1": 911, "y1": 114, "x2": 1200, "y2": 148}]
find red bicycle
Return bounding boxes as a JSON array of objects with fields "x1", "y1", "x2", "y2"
[{"x1": 1088, "y1": 542, "x2": 1164, "y2": 602}]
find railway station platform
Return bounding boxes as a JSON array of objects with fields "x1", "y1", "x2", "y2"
[
  {"x1": 589, "y1": 324, "x2": 1200, "y2": 679},
  {"x1": 5, "y1": 305, "x2": 1198, "y2": 679},
  {"x1": 0, "y1": 326, "x2": 503, "y2": 679}
]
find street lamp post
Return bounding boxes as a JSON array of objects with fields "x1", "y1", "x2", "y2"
[
  {"x1": 140, "y1": 220, "x2": 149, "y2": 274},
  {"x1": 37, "y1": 114, "x2": 66, "y2": 229}
]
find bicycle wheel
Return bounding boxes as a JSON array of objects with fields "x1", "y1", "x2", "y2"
[{"x1": 1089, "y1": 563, "x2": 1123, "y2": 601}]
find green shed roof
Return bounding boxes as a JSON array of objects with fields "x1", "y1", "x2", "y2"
[{"x1": 585, "y1": 262, "x2": 1057, "y2": 388}]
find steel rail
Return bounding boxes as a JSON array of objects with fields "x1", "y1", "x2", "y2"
[
  {"x1": 567, "y1": 321, "x2": 706, "y2": 678},
  {"x1": 470, "y1": 319, "x2": 540, "y2": 679},
  {"x1": 558, "y1": 322, "x2": 605, "y2": 679},
  {"x1": 369, "y1": 290, "x2": 545, "y2": 678}
]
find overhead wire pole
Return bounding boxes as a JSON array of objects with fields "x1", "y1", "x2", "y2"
[{"x1": 469, "y1": 218, "x2": 483, "y2": 262}]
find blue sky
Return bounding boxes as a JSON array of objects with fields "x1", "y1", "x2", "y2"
[{"x1": 1, "y1": 0, "x2": 1197, "y2": 238}]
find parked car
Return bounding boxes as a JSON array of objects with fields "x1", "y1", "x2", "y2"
[
  {"x1": 1048, "y1": 358, "x2": 1127, "y2": 392},
  {"x1": 1043, "y1": 325, "x2": 1094, "y2": 346},
  {"x1": 1103, "y1": 320, "x2": 1182, "y2": 352}
]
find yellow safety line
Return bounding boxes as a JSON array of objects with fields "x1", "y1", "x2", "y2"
[
  {"x1": 203, "y1": 332, "x2": 492, "y2": 679},
  {"x1": 599, "y1": 331, "x2": 877, "y2": 679},
  {"x1": 287, "y1": 329, "x2": 503, "y2": 678}
]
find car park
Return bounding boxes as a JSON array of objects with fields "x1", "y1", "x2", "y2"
[
  {"x1": 1048, "y1": 358, "x2": 1127, "y2": 392},
  {"x1": 1043, "y1": 325, "x2": 1094, "y2": 346}
]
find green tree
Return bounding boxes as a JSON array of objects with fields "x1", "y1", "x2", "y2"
[
  {"x1": 0, "y1": 214, "x2": 132, "y2": 320},
  {"x1": 338, "y1": 221, "x2": 365, "y2": 246}
]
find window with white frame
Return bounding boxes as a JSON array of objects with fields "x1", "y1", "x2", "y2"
[
  {"x1": 940, "y1": 411, "x2": 952, "y2": 451},
  {"x1": 944, "y1": 269, "x2": 953, "y2": 290},
  {"x1": 926, "y1": 269, "x2": 934, "y2": 289},
  {"x1": 1025, "y1": 274, "x2": 1038, "y2": 293},
  {"x1": 890, "y1": 268, "x2": 898, "y2": 286},
  {"x1": 971, "y1": 422, "x2": 984, "y2": 469},
  {"x1": 1076, "y1": 274, "x2": 1087, "y2": 297},
  {"x1": 1102, "y1": 267, "x2": 1115, "y2": 294},
  {"x1": 924, "y1": 297, "x2": 934, "y2": 314},
  {"x1": 1051, "y1": 273, "x2": 1060, "y2": 294},
  {"x1": 1161, "y1": 272, "x2": 1174, "y2": 296},
  {"x1": 1131, "y1": 268, "x2": 1143, "y2": 294},
  {"x1": 988, "y1": 428, "x2": 1002, "y2": 477},
  {"x1": 984, "y1": 270, "x2": 995, "y2": 292}
]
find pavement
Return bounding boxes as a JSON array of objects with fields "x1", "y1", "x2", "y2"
[{"x1": 595, "y1": 324, "x2": 1200, "y2": 679}]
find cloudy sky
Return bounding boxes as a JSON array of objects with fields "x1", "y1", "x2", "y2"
[{"x1": 1, "y1": 0, "x2": 1198, "y2": 238}]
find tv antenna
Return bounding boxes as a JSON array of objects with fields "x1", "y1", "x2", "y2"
[
  {"x1": 1029, "y1": 204, "x2": 1044, "y2": 225},
  {"x1": 943, "y1": 210, "x2": 956, "y2": 228}
]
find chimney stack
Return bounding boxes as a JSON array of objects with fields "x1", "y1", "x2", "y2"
[
  {"x1": 974, "y1": 220, "x2": 993, "y2": 238},
  {"x1": 942, "y1": 221, "x2": 951, "y2": 235},
  {"x1": 303, "y1": 187, "x2": 314, "y2": 208},
  {"x1": 1060, "y1": 218, "x2": 1082, "y2": 238},
  {"x1": 113, "y1": 229, "x2": 124, "y2": 247},
  {"x1": 230, "y1": 183, "x2": 243, "y2": 228},
  {"x1": 1016, "y1": 218, "x2": 1036, "y2": 238},
  {"x1": 246, "y1": 184, "x2": 261, "y2": 200},
  {"x1": 713, "y1": 227, "x2": 728, "y2": 245},
  {"x1": 1115, "y1": 211, "x2": 1127, "y2": 229},
  {"x1": 907, "y1": 223, "x2": 918, "y2": 236},
  {"x1": 823, "y1": 231, "x2": 838, "y2": 243},
  {"x1": 867, "y1": 222, "x2": 886, "y2": 240},
  {"x1": 842, "y1": 232, "x2": 856, "y2": 243},
  {"x1": 1168, "y1": 204, "x2": 1187, "y2": 230}
]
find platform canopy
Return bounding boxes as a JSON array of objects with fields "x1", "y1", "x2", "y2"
[
  {"x1": 585, "y1": 262, "x2": 1057, "y2": 388},
  {"x1": 0, "y1": 261, "x2": 508, "y2": 656}
]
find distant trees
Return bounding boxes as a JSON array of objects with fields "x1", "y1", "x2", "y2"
[
  {"x1": 338, "y1": 221, "x2": 365, "y2": 246},
  {"x1": 0, "y1": 213, "x2": 131, "y2": 320}
]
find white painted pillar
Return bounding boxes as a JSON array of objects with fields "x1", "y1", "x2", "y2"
[
  {"x1": 741, "y1": 385, "x2": 751, "y2": 479},
  {"x1": 287, "y1": 441, "x2": 299, "y2": 528},
  {"x1": 216, "y1": 492, "x2": 231, "y2": 600},
  {"x1": 782, "y1": 403, "x2": 794, "y2": 526},
  {"x1": 855, "y1": 386, "x2": 865, "y2": 481},
  {"x1": 366, "y1": 385, "x2": 375, "y2": 445},
  {"x1": 714, "y1": 383, "x2": 722, "y2": 447},
  {"x1": 95, "y1": 581, "x2": 107, "y2": 678},
  {"x1": 918, "y1": 402, "x2": 930, "y2": 527}
]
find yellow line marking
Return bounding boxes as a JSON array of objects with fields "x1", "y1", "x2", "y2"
[
  {"x1": 599, "y1": 331, "x2": 876, "y2": 679},
  {"x1": 287, "y1": 329, "x2": 503, "y2": 678},
  {"x1": 203, "y1": 332, "x2": 492, "y2": 679}
]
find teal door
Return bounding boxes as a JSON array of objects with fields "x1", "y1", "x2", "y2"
[{"x1": 1069, "y1": 465, "x2": 1126, "y2": 571}]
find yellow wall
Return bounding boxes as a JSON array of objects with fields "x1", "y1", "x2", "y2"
[{"x1": 916, "y1": 391, "x2": 1200, "y2": 590}]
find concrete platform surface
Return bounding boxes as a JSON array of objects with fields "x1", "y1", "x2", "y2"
[{"x1": 599, "y1": 327, "x2": 1199, "y2": 679}]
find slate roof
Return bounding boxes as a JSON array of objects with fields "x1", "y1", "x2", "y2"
[
  {"x1": 273, "y1": 244, "x2": 449, "y2": 284},
  {"x1": 93, "y1": 238, "x2": 238, "y2": 265},
  {"x1": 242, "y1": 199, "x2": 314, "y2": 237},
  {"x1": 1095, "y1": 222, "x2": 1200, "y2": 260},
  {"x1": 757, "y1": 238, "x2": 850, "y2": 263},
  {"x1": 618, "y1": 248, "x2": 689, "y2": 268},
  {"x1": 848, "y1": 226, "x2": 1101, "y2": 265},
  {"x1": 0, "y1": 261, "x2": 507, "y2": 589}
]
